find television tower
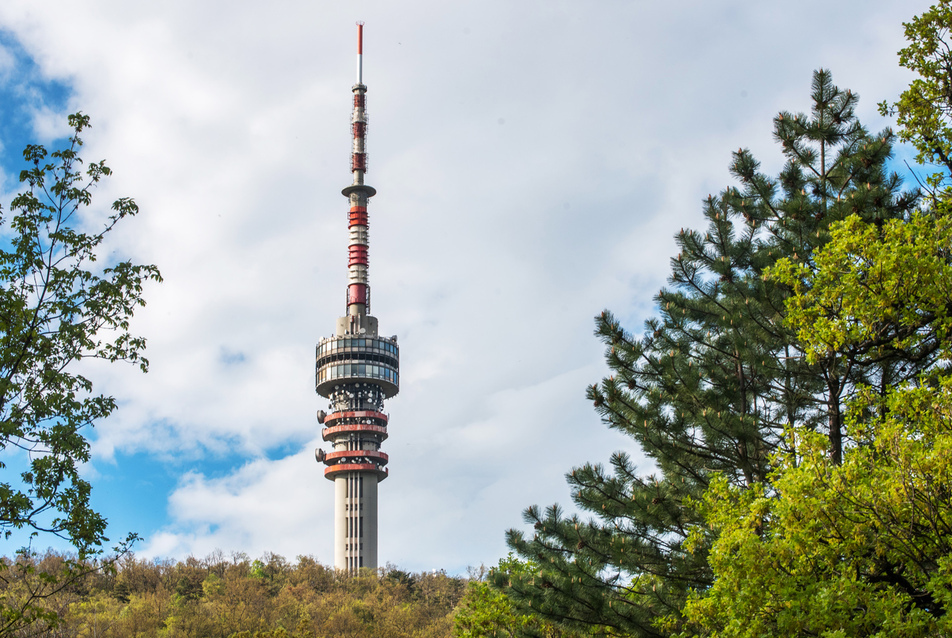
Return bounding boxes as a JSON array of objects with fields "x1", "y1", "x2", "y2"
[{"x1": 315, "y1": 22, "x2": 399, "y2": 573}]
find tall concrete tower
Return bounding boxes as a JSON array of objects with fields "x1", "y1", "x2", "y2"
[{"x1": 314, "y1": 23, "x2": 399, "y2": 573}]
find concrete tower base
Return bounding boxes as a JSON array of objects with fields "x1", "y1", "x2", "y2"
[{"x1": 334, "y1": 472, "x2": 379, "y2": 571}]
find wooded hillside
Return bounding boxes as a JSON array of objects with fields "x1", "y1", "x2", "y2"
[{"x1": 1, "y1": 550, "x2": 467, "y2": 638}]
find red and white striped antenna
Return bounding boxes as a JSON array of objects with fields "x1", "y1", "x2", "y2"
[{"x1": 342, "y1": 20, "x2": 373, "y2": 315}]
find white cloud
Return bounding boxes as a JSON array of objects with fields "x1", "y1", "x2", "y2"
[{"x1": 140, "y1": 449, "x2": 334, "y2": 560}]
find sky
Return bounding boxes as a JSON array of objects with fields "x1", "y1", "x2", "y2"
[{"x1": 0, "y1": 0, "x2": 936, "y2": 574}]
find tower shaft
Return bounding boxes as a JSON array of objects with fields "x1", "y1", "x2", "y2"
[{"x1": 315, "y1": 23, "x2": 399, "y2": 574}]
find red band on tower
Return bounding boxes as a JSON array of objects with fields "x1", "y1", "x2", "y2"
[
  {"x1": 348, "y1": 283, "x2": 368, "y2": 305},
  {"x1": 349, "y1": 209, "x2": 369, "y2": 227},
  {"x1": 348, "y1": 245, "x2": 368, "y2": 266}
]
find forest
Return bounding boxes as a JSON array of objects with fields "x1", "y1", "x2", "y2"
[{"x1": 1, "y1": 551, "x2": 467, "y2": 638}]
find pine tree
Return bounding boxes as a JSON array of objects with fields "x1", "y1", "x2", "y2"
[{"x1": 491, "y1": 70, "x2": 918, "y2": 637}]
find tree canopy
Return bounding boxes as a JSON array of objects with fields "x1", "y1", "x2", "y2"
[
  {"x1": 887, "y1": 0, "x2": 952, "y2": 190},
  {"x1": 681, "y1": 209, "x2": 952, "y2": 636},
  {"x1": 677, "y1": 4, "x2": 952, "y2": 633},
  {"x1": 0, "y1": 551, "x2": 465, "y2": 638},
  {"x1": 0, "y1": 113, "x2": 160, "y2": 634},
  {"x1": 491, "y1": 68, "x2": 919, "y2": 637}
]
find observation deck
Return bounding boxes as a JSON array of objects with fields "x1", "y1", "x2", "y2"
[{"x1": 315, "y1": 335, "x2": 399, "y2": 398}]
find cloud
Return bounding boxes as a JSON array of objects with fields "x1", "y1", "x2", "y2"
[{"x1": 140, "y1": 449, "x2": 334, "y2": 560}]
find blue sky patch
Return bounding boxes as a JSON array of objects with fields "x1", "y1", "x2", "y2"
[{"x1": 0, "y1": 30, "x2": 72, "y2": 177}]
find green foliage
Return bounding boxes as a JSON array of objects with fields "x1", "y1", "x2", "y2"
[
  {"x1": 0, "y1": 113, "x2": 159, "y2": 636},
  {"x1": 673, "y1": 8, "x2": 952, "y2": 631},
  {"x1": 0, "y1": 112, "x2": 161, "y2": 557},
  {"x1": 66, "y1": 591, "x2": 123, "y2": 636},
  {"x1": 774, "y1": 211, "x2": 952, "y2": 364},
  {"x1": 0, "y1": 551, "x2": 72, "y2": 636},
  {"x1": 495, "y1": 70, "x2": 916, "y2": 638},
  {"x1": 682, "y1": 384, "x2": 952, "y2": 637},
  {"x1": 454, "y1": 557, "x2": 585, "y2": 638},
  {"x1": 883, "y1": 0, "x2": 952, "y2": 190},
  {"x1": 680, "y1": 212, "x2": 952, "y2": 635},
  {"x1": 455, "y1": 579, "x2": 518, "y2": 638},
  {"x1": 0, "y1": 552, "x2": 467, "y2": 638},
  {"x1": 675, "y1": 10, "x2": 952, "y2": 626}
]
